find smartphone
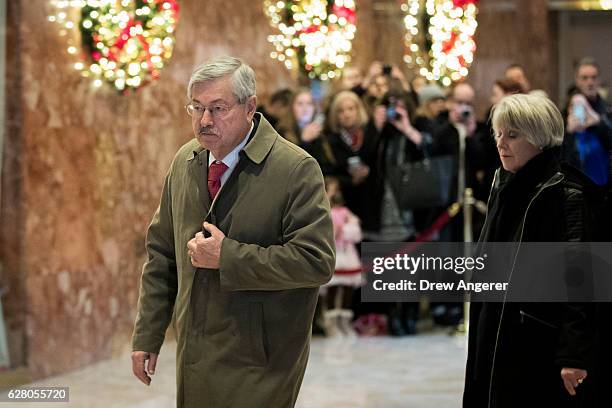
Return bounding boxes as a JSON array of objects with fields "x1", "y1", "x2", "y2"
[
  {"x1": 313, "y1": 113, "x2": 325, "y2": 126},
  {"x1": 347, "y1": 156, "x2": 362, "y2": 170},
  {"x1": 573, "y1": 104, "x2": 586, "y2": 125},
  {"x1": 382, "y1": 64, "x2": 392, "y2": 76}
]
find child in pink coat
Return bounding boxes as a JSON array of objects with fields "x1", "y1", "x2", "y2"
[{"x1": 323, "y1": 177, "x2": 363, "y2": 337}]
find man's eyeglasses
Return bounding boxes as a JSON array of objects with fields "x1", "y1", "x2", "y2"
[{"x1": 186, "y1": 101, "x2": 240, "y2": 120}]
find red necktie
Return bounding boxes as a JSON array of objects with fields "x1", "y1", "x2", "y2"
[{"x1": 208, "y1": 161, "x2": 228, "y2": 200}]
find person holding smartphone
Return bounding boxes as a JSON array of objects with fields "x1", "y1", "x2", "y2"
[
  {"x1": 563, "y1": 58, "x2": 611, "y2": 186},
  {"x1": 275, "y1": 88, "x2": 336, "y2": 176},
  {"x1": 325, "y1": 91, "x2": 379, "y2": 224},
  {"x1": 368, "y1": 89, "x2": 431, "y2": 335}
]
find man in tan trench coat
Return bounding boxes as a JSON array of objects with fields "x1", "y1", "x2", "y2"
[{"x1": 131, "y1": 56, "x2": 335, "y2": 407}]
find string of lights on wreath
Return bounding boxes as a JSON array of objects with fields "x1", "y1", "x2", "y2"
[
  {"x1": 402, "y1": 0, "x2": 478, "y2": 87},
  {"x1": 48, "y1": 0, "x2": 179, "y2": 92},
  {"x1": 264, "y1": 0, "x2": 356, "y2": 81}
]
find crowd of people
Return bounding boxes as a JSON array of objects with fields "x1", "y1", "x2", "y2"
[
  {"x1": 258, "y1": 58, "x2": 612, "y2": 337},
  {"x1": 131, "y1": 56, "x2": 611, "y2": 408}
]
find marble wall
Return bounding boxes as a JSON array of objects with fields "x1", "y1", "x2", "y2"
[
  {"x1": 1, "y1": 0, "x2": 295, "y2": 378},
  {"x1": 1, "y1": 0, "x2": 559, "y2": 379},
  {"x1": 469, "y1": 0, "x2": 558, "y2": 115}
]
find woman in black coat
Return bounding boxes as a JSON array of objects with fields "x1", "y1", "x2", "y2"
[
  {"x1": 463, "y1": 94, "x2": 598, "y2": 408},
  {"x1": 325, "y1": 90, "x2": 380, "y2": 224},
  {"x1": 366, "y1": 90, "x2": 430, "y2": 240},
  {"x1": 367, "y1": 90, "x2": 432, "y2": 335}
]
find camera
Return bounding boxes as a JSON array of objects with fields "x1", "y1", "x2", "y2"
[
  {"x1": 386, "y1": 105, "x2": 400, "y2": 121},
  {"x1": 382, "y1": 64, "x2": 392, "y2": 76},
  {"x1": 385, "y1": 100, "x2": 402, "y2": 121},
  {"x1": 459, "y1": 105, "x2": 473, "y2": 120}
]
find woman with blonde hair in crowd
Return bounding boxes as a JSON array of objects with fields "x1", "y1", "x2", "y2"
[{"x1": 325, "y1": 91, "x2": 380, "y2": 226}]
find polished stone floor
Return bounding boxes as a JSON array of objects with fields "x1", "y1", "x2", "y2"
[{"x1": 1, "y1": 332, "x2": 467, "y2": 408}]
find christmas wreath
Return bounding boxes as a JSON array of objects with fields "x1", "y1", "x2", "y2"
[
  {"x1": 402, "y1": 0, "x2": 478, "y2": 86},
  {"x1": 264, "y1": 0, "x2": 356, "y2": 80},
  {"x1": 50, "y1": 0, "x2": 179, "y2": 92}
]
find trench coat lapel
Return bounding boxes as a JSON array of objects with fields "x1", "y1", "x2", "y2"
[
  {"x1": 242, "y1": 113, "x2": 276, "y2": 165},
  {"x1": 187, "y1": 146, "x2": 212, "y2": 214}
]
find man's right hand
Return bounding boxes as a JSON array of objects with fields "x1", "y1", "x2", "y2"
[
  {"x1": 132, "y1": 351, "x2": 158, "y2": 386},
  {"x1": 561, "y1": 367, "x2": 587, "y2": 396}
]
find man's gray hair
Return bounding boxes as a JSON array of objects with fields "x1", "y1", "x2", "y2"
[
  {"x1": 187, "y1": 56, "x2": 256, "y2": 103},
  {"x1": 491, "y1": 94, "x2": 564, "y2": 149}
]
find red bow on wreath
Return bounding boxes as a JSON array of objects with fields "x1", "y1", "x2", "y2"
[
  {"x1": 299, "y1": 24, "x2": 322, "y2": 34},
  {"x1": 442, "y1": 32, "x2": 457, "y2": 54},
  {"x1": 452, "y1": 0, "x2": 478, "y2": 7},
  {"x1": 332, "y1": 5, "x2": 357, "y2": 25}
]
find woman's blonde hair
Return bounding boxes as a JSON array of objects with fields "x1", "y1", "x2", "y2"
[
  {"x1": 491, "y1": 94, "x2": 564, "y2": 148},
  {"x1": 327, "y1": 91, "x2": 369, "y2": 133}
]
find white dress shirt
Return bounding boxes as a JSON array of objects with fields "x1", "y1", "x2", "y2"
[{"x1": 208, "y1": 121, "x2": 254, "y2": 186}]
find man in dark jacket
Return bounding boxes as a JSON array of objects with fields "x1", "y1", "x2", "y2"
[
  {"x1": 431, "y1": 83, "x2": 489, "y2": 245},
  {"x1": 432, "y1": 83, "x2": 489, "y2": 203},
  {"x1": 563, "y1": 58, "x2": 612, "y2": 186}
]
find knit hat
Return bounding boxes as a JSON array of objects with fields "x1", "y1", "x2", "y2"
[{"x1": 418, "y1": 84, "x2": 446, "y2": 105}]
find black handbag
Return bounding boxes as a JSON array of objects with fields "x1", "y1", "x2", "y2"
[{"x1": 388, "y1": 136, "x2": 455, "y2": 210}]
